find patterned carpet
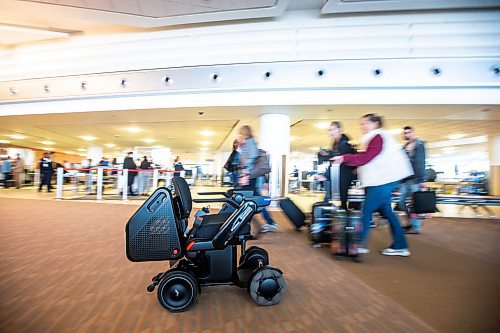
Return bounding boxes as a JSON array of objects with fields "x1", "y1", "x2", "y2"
[{"x1": 0, "y1": 197, "x2": 498, "y2": 333}]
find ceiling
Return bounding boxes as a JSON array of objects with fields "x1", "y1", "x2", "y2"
[{"x1": 0, "y1": 105, "x2": 498, "y2": 162}]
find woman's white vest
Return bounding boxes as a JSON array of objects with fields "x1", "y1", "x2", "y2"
[{"x1": 358, "y1": 129, "x2": 413, "y2": 187}]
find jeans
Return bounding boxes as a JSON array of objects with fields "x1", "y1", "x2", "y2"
[
  {"x1": 362, "y1": 181, "x2": 408, "y2": 249},
  {"x1": 399, "y1": 180, "x2": 422, "y2": 230}
]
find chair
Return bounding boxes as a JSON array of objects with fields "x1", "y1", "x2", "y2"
[{"x1": 126, "y1": 177, "x2": 285, "y2": 312}]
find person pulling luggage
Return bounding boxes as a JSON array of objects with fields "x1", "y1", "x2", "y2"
[{"x1": 331, "y1": 114, "x2": 414, "y2": 257}]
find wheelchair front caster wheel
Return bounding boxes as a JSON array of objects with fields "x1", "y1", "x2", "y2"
[
  {"x1": 147, "y1": 284, "x2": 155, "y2": 292},
  {"x1": 157, "y1": 270, "x2": 199, "y2": 312},
  {"x1": 248, "y1": 266, "x2": 285, "y2": 306}
]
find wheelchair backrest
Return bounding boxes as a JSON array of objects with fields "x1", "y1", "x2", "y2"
[
  {"x1": 171, "y1": 177, "x2": 192, "y2": 219},
  {"x1": 125, "y1": 187, "x2": 184, "y2": 262}
]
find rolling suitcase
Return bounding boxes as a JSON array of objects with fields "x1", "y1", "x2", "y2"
[
  {"x1": 331, "y1": 210, "x2": 362, "y2": 262},
  {"x1": 309, "y1": 164, "x2": 341, "y2": 245},
  {"x1": 279, "y1": 197, "x2": 306, "y2": 230}
]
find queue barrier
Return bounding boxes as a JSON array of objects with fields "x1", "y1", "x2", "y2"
[{"x1": 55, "y1": 167, "x2": 182, "y2": 200}]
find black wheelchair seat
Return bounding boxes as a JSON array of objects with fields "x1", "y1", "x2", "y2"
[{"x1": 191, "y1": 213, "x2": 251, "y2": 240}]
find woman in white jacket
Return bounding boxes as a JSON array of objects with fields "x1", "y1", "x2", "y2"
[{"x1": 332, "y1": 114, "x2": 414, "y2": 257}]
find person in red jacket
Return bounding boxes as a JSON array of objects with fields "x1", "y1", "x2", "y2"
[{"x1": 331, "y1": 114, "x2": 413, "y2": 257}]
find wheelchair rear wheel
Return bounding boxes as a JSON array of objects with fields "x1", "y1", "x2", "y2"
[{"x1": 157, "y1": 270, "x2": 199, "y2": 312}]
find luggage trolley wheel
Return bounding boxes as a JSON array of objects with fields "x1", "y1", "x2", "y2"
[
  {"x1": 248, "y1": 266, "x2": 286, "y2": 306},
  {"x1": 157, "y1": 270, "x2": 199, "y2": 312}
]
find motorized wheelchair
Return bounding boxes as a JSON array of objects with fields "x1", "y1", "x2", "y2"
[{"x1": 125, "y1": 177, "x2": 285, "y2": 312}]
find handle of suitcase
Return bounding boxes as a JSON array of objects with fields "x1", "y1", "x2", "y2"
[{"x1": 329, "y1": 163, "x2": 340, "y2": 203}]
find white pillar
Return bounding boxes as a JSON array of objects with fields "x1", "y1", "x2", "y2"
[
  {"x1": 152, "y1": 169, "x2": 159, "y2": 191},
  {"x1": 259, "y1": 113, "x2": 290, "y2": 202}
]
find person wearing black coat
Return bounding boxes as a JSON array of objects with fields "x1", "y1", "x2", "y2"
[
  {"x1": 319, "y1": 121, "x2": 356, "y2": 210},
  {"x1": 123, "y1": 152, "x2": 138, "y2": 195}
]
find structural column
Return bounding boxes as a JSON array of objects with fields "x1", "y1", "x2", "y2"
[
  {"x1": 488, "y1": 136, "x2": 500, "y2": 196},
  {"x1": 259, "y1": 113, "x2": 290, "y2": 203}
]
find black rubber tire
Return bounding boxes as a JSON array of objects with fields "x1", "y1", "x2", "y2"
[
  {"x1": 157, "y1": 270, "x2": 199, "y2": 312},
  {"x1": 248, "y1": 266, "x2": 286, "y2": 306},
  {"x1": 239, "y1": 246, "x2": 269, "y2": 268}
]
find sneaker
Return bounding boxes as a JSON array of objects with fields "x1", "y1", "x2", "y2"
[
  {"x1": 358, "y1": 247, "x2": 370, "y2": 254},
  {"x1": 405, "y1": 227, "x2": 420, "y2": 234},
  {"x1": 260, "y1": 224, "x2": 278, "y2": 233},
  {"x1": 381, "y1": 248, "x2": 410, "y2": 257},
  {"x1": 312, "y1": 243, "x2": 322, "y2": 248}
]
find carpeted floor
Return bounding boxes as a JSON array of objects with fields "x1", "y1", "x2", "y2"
[{"x1": 0, "y1": 198, "x2": 498, "y2": 333}]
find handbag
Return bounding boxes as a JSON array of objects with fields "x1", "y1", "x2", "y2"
[
  {"x1": 249, "y1": 149, "x2": 271, "y2": 179},
  {"x1": 412, "y1": 190, "x2": 437, "y2": 214}
]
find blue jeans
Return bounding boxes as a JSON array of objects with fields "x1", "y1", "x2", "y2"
[
  {"x1": 261, "y1": 207, "x2": 276, "y2": 226},
  {"x1": 362, "y1": 181, "x2": 408, "y2": 249},
  {"x1": 399, "y1": 180, "x2": 422, "y2": 230}
]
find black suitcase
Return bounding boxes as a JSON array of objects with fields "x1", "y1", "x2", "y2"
[
  {"x1": 331, "y1": 210, "x2": 362, "y2": 262},
  {"x1": 412, "y1": 190, "x2": 437, "y2": 214},
  {"x1": 310, "y1": 202, "x2": 337, "y2": 244},
  {"x1": 279, "y1": 197, "x2": 306, "y2": 230}
]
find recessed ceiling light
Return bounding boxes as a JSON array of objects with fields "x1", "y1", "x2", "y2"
[
  {"x1": 127, "y1": 127, "x2": 141, "y2": 133},
  {"x1": 199, "y1": 147, "x2": 209, "y2": 151},
  {"x1": 9, "y1": 135, "x2": 26, "y2": 139},
  {"x1": 314, "y1": 122, "x2": 330, "y2": 129},
  {"x1": 201, "y1": 130, "x2": 214, "y2": 137},
  {"x1": 0, "y1": 139, "x2": 10, "y2": 143},
  {"x1": 76, "y1": 148, "x2": 86, "y2": 152},
  {"x1": 80, "y1": 136, "x2": 96, "y2": 141},
  {"x1": 42, "y1": 147, "x2": 53, "y2": 151},
  {"x1": 199, "y1": 141, "x2": 212, "y2": 146},
  {"x1": 105, "y1": 143, "x2": 116, "y2": 148},
  {"x1": 143, "y1": 138, "x2": 155, "y2": 143},
  {"x1": 447, "y1": 134, "x2": 465, "y2": 140},
  {"x1": 388, "y1": 128, "x2": 403, "y2": 135},
  {"x1": 40, "y1": 141, "x2": 55, "y2": 145},
  {"x1": 78, "y1": 153, "x2": 86, "y2": 157}
]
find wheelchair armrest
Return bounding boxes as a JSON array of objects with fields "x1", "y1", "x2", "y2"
[
  {"x1": 197, "y1": 191, "x2": 229, "y2": 197},
  {"x1": 192, "y1": 198, "x2": 240, "y2": 208}
]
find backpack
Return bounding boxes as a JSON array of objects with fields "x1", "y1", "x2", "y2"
[{"x1": 250, "y1": 149, "x2": 271, "y2": 179}]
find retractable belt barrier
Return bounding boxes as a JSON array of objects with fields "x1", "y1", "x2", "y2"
[{"x1": 55, "y1": 167, "x2": 182, "y2": 200}]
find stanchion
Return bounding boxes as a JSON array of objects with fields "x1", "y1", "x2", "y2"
[
  {"x1": 34, "y1": 170, "x2": 40, "y2": 190},
  {"x1": 56, "y1": 167, "x2": 63, "y2": 199},
  {"x1": 122, "y1": 169, "x2": 128, "y2": 200},
  {"x1": 97, "y1": 167, "x2": 103, "y2": 200},
  {"x1": 153, "y1": 169, "x2": 159, "y2": 191}
]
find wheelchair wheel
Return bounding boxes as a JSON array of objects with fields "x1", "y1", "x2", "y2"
[
  {"x1": 157, "y1": 270, "x2": 198, "y2": 312},
  {"x1": 248, "y1": 266, "x2": 285, "y2": 306},
  {"x1": 239, "y1": 246, "x2": 269, "y2": 269}
]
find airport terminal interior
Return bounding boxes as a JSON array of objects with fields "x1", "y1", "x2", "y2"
[{"x1": 0, "y1": 1, "x2": 499, "y2": 332}]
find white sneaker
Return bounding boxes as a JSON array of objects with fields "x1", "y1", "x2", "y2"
[
  {"x1": 260, "y1": 224, "x2": 278, "y2": 233},
  {"x1": 381, "y1": 248, "x2": 410, "y2": 257},
  {"x1": 358, "y1": 247, "x2": 370, "y2": 254}
]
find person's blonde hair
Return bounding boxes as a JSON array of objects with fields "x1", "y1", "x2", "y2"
[{"x1": 239, "y1": 125, "x2": 253, "y2": 139}]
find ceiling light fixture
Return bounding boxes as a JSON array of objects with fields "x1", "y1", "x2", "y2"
[
  {"x1": 447, "y1": 134, "x2": 465, "y2": 140},
  {"x1": 76, "y1": 148, "x2": 86, "y2": 152},
  {"x1": 9, "y1": 135, "x2": 26, "y2": 139},
  {"x1": 0, "y1": 140, "x2": 11, "y2": 144},
  {"x1": 105, "y1": 143, "x2": 116, "y2": 148},
  {"x1": 127, "y1": 127, "x2": 141, "y2": 133},
  {"x1": 40, "y1": 141, "x2": 55, "y2": 145},
  {"x1": 80, "y1": 136, "x2": 96, "y2": 141},
  {"x1": 199, "y1": 147, "x2": 209, "y2": 151},
  {"x1": 314, "y1": 122, "x2": 330, "y2": 129},
  {"x1": 143, "y1": 138, "x2": 155, "y2": 143},
  {"x1": 201, "y1": 130, "x2": 215, "y2": 137},
  {"x1": 309, "y1": 147, "x2": 319, "y2": 151},
  {"x1": 199, "y1": 141, "x2": 212, "y2": 146}
]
